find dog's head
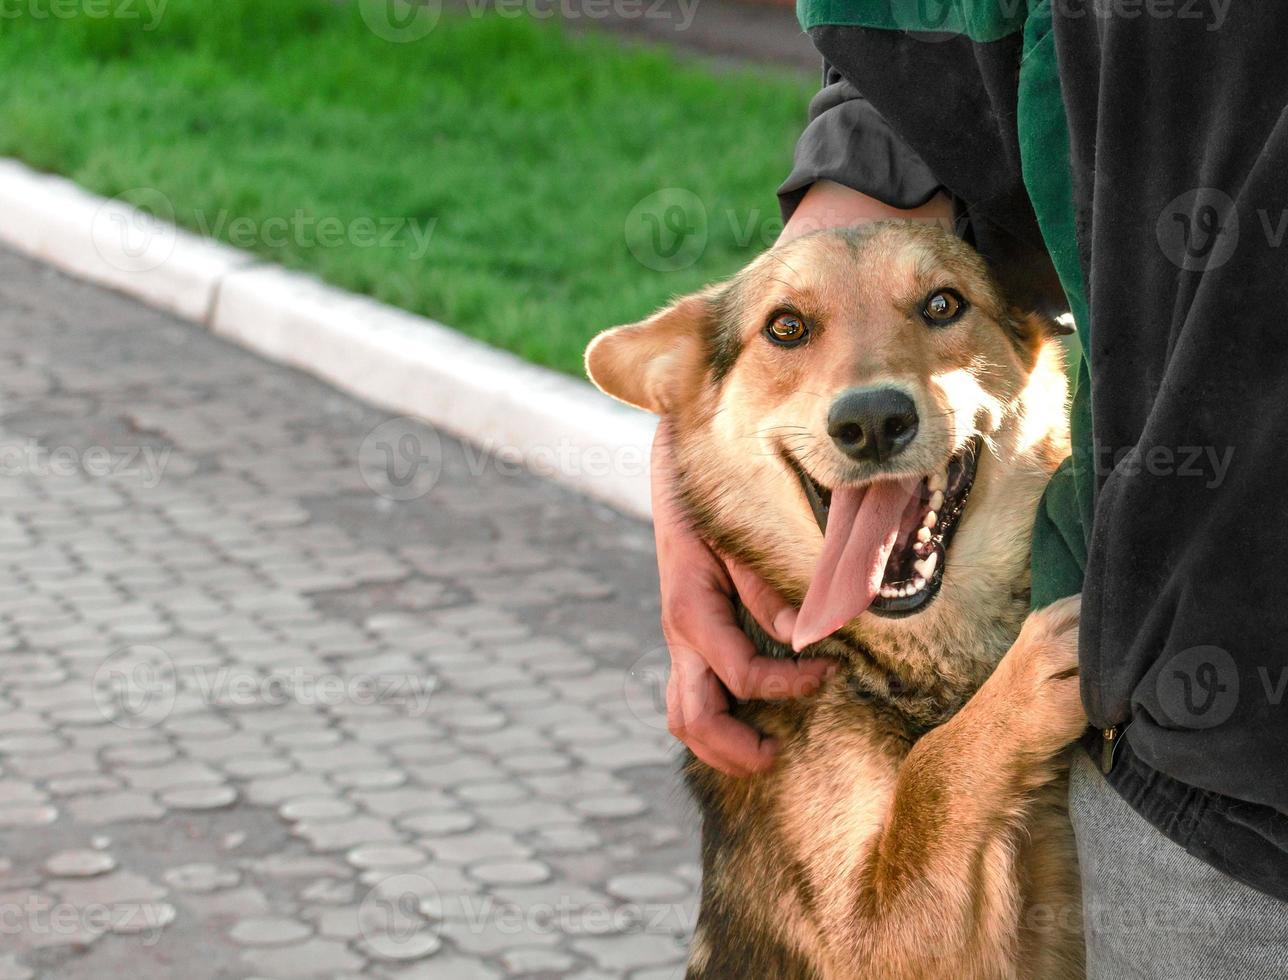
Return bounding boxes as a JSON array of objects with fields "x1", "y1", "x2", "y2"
[{"x1": 588, "y1": 224, "x2": 1069, "y2": 664}]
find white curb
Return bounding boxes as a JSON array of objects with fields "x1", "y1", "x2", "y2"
[{"x1": 0, "y1": 158, "x2": 655, "y2": 519}]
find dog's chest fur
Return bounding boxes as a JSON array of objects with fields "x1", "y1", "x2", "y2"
[{"x1": 682, "y1": 586, "x2": 1077, "y2": 980}]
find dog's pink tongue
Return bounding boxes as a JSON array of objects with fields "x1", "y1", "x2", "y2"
[{"x1": 792, "y1": 478, "x2": 917, "y2": 651}]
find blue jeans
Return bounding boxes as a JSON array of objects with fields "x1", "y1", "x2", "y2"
[{"x1": 1069, "y1": 751, "x2": 1288, "y2": 980}]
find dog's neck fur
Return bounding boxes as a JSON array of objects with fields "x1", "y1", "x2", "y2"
[{"x1": 676, "y1": 340, "x2": 1069, "y2": 734}]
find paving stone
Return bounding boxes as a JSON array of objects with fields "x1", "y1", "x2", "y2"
[
  {"x1": 345, "y1": 844, "x2": 427, "y2": 870},
  {"x1": 220, "y1": 756, "x2": 294, "y2": 779},
  {"x1": 380, "y1": 955, "x2": 498, "y2": 980},
  {"x1": 423, "y1": 831, "x2": 532, "y2": 866},
  {"x1": 0, "y1": 804, "x2": 58, "y2": 827},
  {"x1": 159, "y1": 784, "x2": 238, "y2": 810},
  {"x1": 357, "y1": 931, "x2": 442, "y2": 962},
  {"x1": 241, "y1": 938, "x2": 365, "y2": 977},
  {"x1": 528, "y1": 825, "x2": 604, "y2": 855},
  {"x1": 280, "y1": 797, "x2": 356, "y2": 822},
  {"x1": 47, "y1": 870, "x2": 166, "y2": 907},
  {"x1": 47, "y1": 777, "x2": 123, "y2": 798},
  {"x1": 162, "y1": 863, "x2": 241, "y2": 894},
  {"x1": 294, "y1": 816, "x2": 402, "y2": 851},
  {"x1": 574, "y1": 794, "x2": 650, "y2": 819},
  {"x1": 502, "y1": 947, "x2": 578, "y2": 974},
  {"x1": 466, "y1": 859, "x2": 552, "y2": 886},
  {"x1": 228, "y1": 916, "x2": 313, "y2": 946},
  {"x1": 45, "y1": 849, "x2": 116, "y2": 878},
  {"x1": 397, "y1": 810, "x2": 477, "y2": 836}
]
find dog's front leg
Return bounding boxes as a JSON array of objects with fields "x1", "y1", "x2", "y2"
[{"x1": 830, "y1": 595, "x2": 1084, "y2": 980}]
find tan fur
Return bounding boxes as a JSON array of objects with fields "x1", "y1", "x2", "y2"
[{"x1": 587, "y1": 225, "x2": 1084, "y2": 980}]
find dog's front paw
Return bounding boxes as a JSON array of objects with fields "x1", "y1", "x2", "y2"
[{"x1": 990, "y1": 594, "x2": 1085, "y2": 756}]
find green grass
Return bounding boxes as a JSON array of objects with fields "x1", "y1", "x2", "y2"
[{"x1": 0, "y1": 1, "x2": 812, "y2": 375}]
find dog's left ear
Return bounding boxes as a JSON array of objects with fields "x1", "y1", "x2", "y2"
[
  {"x1": 584, "y1": 290, "x2": 713, "y2": 414},
  {"x1": 1008, "y1": 309, "x2": 1076, "y2": 348}
]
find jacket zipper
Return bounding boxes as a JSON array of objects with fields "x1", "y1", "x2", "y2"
[{"x1": 1099, "y1": 723, "x2": 1130, "y2": 774}]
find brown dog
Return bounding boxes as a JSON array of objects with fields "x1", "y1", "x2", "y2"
[{"x1": 586, "y1": 224, "x2": 1085, "y2": 979}]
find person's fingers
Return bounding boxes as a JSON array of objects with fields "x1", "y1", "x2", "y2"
[
  {"x1": 668, "y1": 654, "x2": 778, "y2": 776},
  {"x1": 724, "y1": 554, "x2": 798, "y2": 645},
  {"x1": 666, "y1": 587, "x2": 832, "y2": 702}
]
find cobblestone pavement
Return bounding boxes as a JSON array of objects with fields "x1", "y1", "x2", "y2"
[{"x1": 0, "y1": 248, "x2": 698, "y2": 979}]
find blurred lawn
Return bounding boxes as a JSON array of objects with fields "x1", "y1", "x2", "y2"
[{"x1": 0, "y1": 0, "x2": 812, "y2": 375}]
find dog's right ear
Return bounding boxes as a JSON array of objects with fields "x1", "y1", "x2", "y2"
[{"x1": 584, "y1": 291, "x2": 713, "y2": 414}]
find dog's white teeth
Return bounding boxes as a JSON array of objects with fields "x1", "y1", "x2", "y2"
[
  {"x1": 914, "y1": 553, "x2": 938, "y2": 581},
  {"x1": 879, "y1": 584, "x2": 900, "y2": 599},
  {"x1": 922, "y1": 510, "x2": 938, "y2": 529},
  {"x1": 916, "y1": 526, "x2": 932, "y2": 544},
  {"x1": 912, "y1": 574, "x2": 927, "y2": 591},
  {"x1": 929, "y1": 470, "x2": 947, "y2": 493},
  {"x1": 929, "y1": 490, "x2": 945, "y2": 512}
]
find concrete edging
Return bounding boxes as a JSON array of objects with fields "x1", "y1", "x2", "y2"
[{"x1": 0, "y1": 158, "x2": 655, "y2": 518}]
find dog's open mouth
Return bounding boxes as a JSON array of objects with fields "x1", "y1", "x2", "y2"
[{"x1": 786, "y1": 437, "x2": 982, "y2": 636}]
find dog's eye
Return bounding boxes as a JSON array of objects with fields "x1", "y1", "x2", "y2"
[
  {"x1": 922, "y1": 289, "x2": 967, "y2": 325},
  {"x1": 765, "y1": 312, "x2": 808, "y2": 347}
]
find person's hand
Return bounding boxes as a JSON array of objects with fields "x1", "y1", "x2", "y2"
[{"x1": 653, "y1": 428, "x2": 834, "y2": 776}]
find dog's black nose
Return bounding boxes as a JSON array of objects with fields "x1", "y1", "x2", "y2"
[{"x1": 828, "y1": 388, "x2": 919, "y2": 463}]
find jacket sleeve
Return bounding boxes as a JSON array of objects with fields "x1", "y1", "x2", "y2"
[{"x1": 778, "y1": 63, "x2": 946, "y2": 221}]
